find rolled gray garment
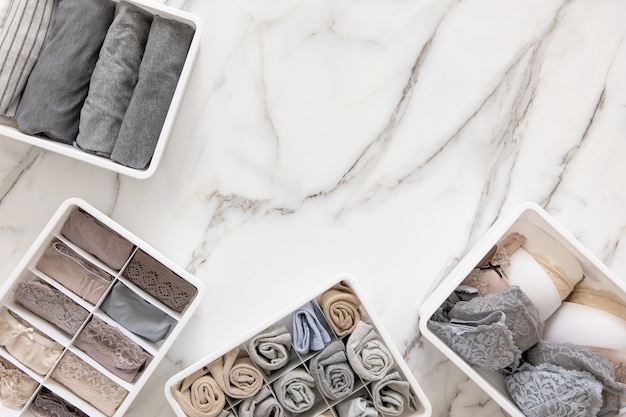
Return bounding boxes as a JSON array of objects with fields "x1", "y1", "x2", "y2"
[
  {"x1": 345, "y1": 321, "x2": 394, "y2": 381},
  {"x1": 238, "y1": 386, "x2": 285, "y2": 417},
  {"x1": 15, "y1": 0, "x2": 116, "y2": 143},
  {"x1": 370, "y1": 371, "x2": 418, "y2": 416},
  {"x1": 272, "y1": 369, "x2": 316, "y2": 413},
  {"x1": 309, "y1": 340, "x2": 354, "y2": 401},
  {"x1": 248, "y1": 323, "x2": 292, "y2": 371},
  {"x1": 75, "y1": 1, "x2": 153, "y2": 156},
  {"x1": 110, "y1": 15, "x2": 194, "y2": 169},
  {"x1": 335, "y1": 397, "x2": 379, "y2": 417},
  {"x1": 0, "y1": 0, "x2": 55, "y2": 117}
]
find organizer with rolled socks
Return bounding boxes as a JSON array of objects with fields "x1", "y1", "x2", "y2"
[
  {"x1": 419, "y1": 202, "x2": 626, "y2": 417},
  {"x1": 165, "y1": 275, "x2": 432, "y2": 417},
  {"x1": 0, "y1": 198, "x2": 204, "y2": 417}
]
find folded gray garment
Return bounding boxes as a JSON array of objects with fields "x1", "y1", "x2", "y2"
[
  {"x1": 110, "y1": 15, "x2": 194, "y2": 169},
  {"x1": 0, "y1": 0, "x2": 55, "y2": 117},
  {"x1": 272, "y1": 368, "x2": 316, "y2": 413},
  {"x1": 15, "y1": 0, "x2": 116, "y2": 143},
  {"x1": 346, "y1": 321, "x2": 394, "y2": 381},
  {"x1": 238, "y1": 386, "x2": 284, "y2": 417},
  {"x1": 335, "y1": 397, "x2": 379, "y2": 417},
  {"x1": 292, "y1": 301, "x2": 332, "y2": 355},
  {"x1": 370, "y1": 371, "x2": 418, "y2": 416},
  {"x1": 248, "y1": 323, "x2": 292, "y2": 371},
  {"x1": 309, "y1": 340, "x2": 354, "y2": 401},
  {"x1": 75, "y1": 1, "x2": 153, "y2": 156}
]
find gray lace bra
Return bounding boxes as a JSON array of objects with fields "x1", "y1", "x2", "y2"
[
  {"x1": 31, "y1": 388, "x2": 89, "y2": 417},
  {"x1": 428, "y1": 286, "x2": 543, "y2": 371}
]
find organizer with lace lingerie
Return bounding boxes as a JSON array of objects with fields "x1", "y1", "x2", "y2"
[
  {"x1": 166, "y1": 275, "x2": 432, "y2": 417},
  {"x1": 0, "y1": 199, "x2": 204, "y2": 417}
]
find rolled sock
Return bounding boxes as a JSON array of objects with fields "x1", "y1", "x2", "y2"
[
  {"x1": 75, "y1": 1, "x2": 153, "y2": 156},
  {"x1": 208, "y1": 348, "x2": 263, "y2": 399},
  {"x1": 292, "y1": 301, "x2": 331, "y2": 354},
  {"x1": 272, "y1": 368, "x2": 316, "y2": 413},
  {"x1": 319, "y1": 282, "x2": 361, "y2": 337},
  {"x1": 309, "y1": 340, "x2": 354, "y2": 401},
  {"x1": 238, "y1": 386, "x2": 284, "y2": 417},
  {"x1": 335, "y1": 397, "x2": 379, "y2": 417},
  {"x1": 247, "y1": 323, "x2": 292, "y2": 371},
  {"x1": 170, "y1": 370, "x2": 226, "y2": 417},
  {"x1": 370, "y1": 371, "x2": 418, "y2": 416},
  {"x1": 346, "y1": 321, "x2": 394, "y2": 381},
  {"x1": 110, "y1": 15, "x2": 194, "y2": 169}
]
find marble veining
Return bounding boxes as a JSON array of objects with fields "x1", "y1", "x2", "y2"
[{"x1": 1, "y1": 0, "x2": 626, "y2": 416}]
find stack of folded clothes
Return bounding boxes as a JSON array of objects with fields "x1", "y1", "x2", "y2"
[{"x1": 0, "y1": 0, "x2": 194, "y2": 169}]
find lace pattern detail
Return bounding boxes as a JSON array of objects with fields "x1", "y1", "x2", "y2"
[
  {"x1": 615, "y1": 363, "x2": 626, "y2": 384},
  {"x1": 0, "y1": 356, "x2": 38, "y2": 408},
  {"x1": 14, "y1": 281, "x2": 89, "y2": 335},
  {"x1": 52, "y1": 352, "x2": 128, "y2": 416},
  {"x1": 566, "y1": 278, "x2": 626, "y2": 321},
  {"x1": 76, "y1": 317, "x2": 151, "y2": 371},
  {"x1": 31, "y1": 388, "x2": 89, "y2": 417},
  {"x1": 122, "y1": 249, "x2": 196, "y2": 312},
  {"x1": 505, "y1": 362, "x2": 603, "y2": 417},
  {"x1": 529, "y1": 251, "x2": 576, "y2": 301},
  {"x1": 462, "y1": 246, "x2": 511, "y2": 296}
]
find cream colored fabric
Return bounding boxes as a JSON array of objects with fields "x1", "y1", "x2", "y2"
[
  {"x1": 208, "y1": 348, "x2": 263, "y2": 399},
  {"x1": 170, "y1": 368, "x2": 226, "y2": 417},
  {"x1": 319, "y1": 282, "x2": 361, "y2": 337}
]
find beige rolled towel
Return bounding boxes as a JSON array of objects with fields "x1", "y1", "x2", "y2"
[
  {"x1": 170, "y1": 369, "x2": 226, "y2": 417},
  {"x1": 208, "y1": 348, "x2": 263, "y2": 399},
  {"x1": 319, "y1": 282, "x2": 361, "y2": 336}
]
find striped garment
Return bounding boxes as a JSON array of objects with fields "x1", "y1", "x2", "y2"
[
  {"x1": 0, "y1": 0, "x2": 11, "y2": 31},
  {"x1": 0, "y1": 0, "x2": 55, "y2": 118}
]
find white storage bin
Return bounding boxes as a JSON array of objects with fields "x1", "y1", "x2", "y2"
[
  {"x1": 0, "y1": 197, "x2": 204, "y2": 416},
  {"x1": 418, "y1": 202, "x2": 626, "y2": 417},
  {"x1": 0, "y1": 0, "x2": 202, "y2": 179},
  {"x1": 165, "y1": 274, "x2": 432, "y2": 417}
]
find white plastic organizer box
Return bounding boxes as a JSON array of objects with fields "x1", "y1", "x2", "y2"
[
  {"x1": 0, "y1": 197, "x2": 204, "y2": 417},
  {"x1": 419, "y1": 202, "x2": 626, "y2": 417},
  {"x1": 165, "y1": 274, "x2": 432, "y2": 417},
  {"x1": 0, "y1": 0, "x2": 202, "y2": 179}
]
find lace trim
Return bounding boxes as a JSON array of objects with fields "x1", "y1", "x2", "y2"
[
  {"x1": 14, "y1": 281, "x2": 89, "y2": 335},
  {"x1": 528, "y1": 251, "x2": 574, "y2": 301},
  {"x1": 0, "y1": 356, "x2": 38, "y2": 408},
  {"x1": 31, "y1": 388, "x2": 89, "y2": 417},
  {"x1": 566, "y1": 280, "x2": 626, "y2": 321},
  {"x1": 52, "y1": 241, "x2": 112, "y2": 284},
  {"x1": 77, "y1": 317, "x2": 150, "y2": 370},
  {"x1": 2, "y1": 309, "x2": 62, "y2": 350},
  {"x1": 52, "y1": 352, "x2": 127, "y2": 415},
  {"x1": 462, "y1": 246, "x2": 510, "y2": 296}
]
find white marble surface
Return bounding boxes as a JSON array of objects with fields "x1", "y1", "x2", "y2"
[{"x1": 1, "y1": 0, "x2": 626, "y2": 416}]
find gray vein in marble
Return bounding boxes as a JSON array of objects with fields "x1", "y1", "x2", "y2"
[{"x1": 0, "y1": 148, "x2": 42, "y2": 204}]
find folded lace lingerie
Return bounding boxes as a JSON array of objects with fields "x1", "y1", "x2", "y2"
[
  {"x1": 292, "y1": 301, "x2": 331, "y2": 355},
  {"x1": 14, "y1": 280, "x2": 89, "y2": 336},
  {"x1": 0, "y1": 308, "x2": 63, "y2": 375},
  {"x1": 370, "y1": 371, "x2": 418, "y2": 416},
  {"x1": 428, "y1": 285, "x2": 543, "y2": 371},
  {"x1": 0, "y1": 356, "x2": 38, "y2": 408},
  {"x1": 37, "y1": 240, "x2": 113, "y2": 305},
  {"x1": 272, "y1": 368, "x2": 316, "y2": 413},
  {"x1": 100, "y1": 281, "x2": 175, "y2": 343},
  {"x1": 31, "y1": 388, "x2": 89, "y2": 417},
  {"x1": 74, "y1": 316, "x2": 152, "y2": 383},
  {"x1": 310, "y1": 340, "x2": 354, "y2": 401},
  {"x1": 52, "y1": 351, "x2": 128, "y2": 417},
  {"x1": 61, "y1": 208, "x2": 134, "y2": 270},
  {"x1": 346, "y1": 321, "x2": 394, "y2": 381},
  {"x1": 122, "y1": 249, "x2": 197, "y2": 312},
  {"x1": 247, "y1": 323, "x2": 292, "y2": 371},
  {"x1": 170, "y1": 367, "x2": 226, "y2": 417},
  {"x1": 238, "y1": 386, "x2": 284, "y2": 417},
  {"x1": 207, "y1": 348, "x2": 263, "y2": 399},
  {"x1": 319, "y1": 282, "x2": 361, "y2": 337}
]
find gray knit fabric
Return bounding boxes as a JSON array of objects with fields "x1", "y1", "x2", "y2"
[
  {"x1": 345, "y1": 321, "x2": 394, "y2": 381},
  {"x1": 272, "y1": 369, "x2": 315, "y2": 413},
  {"x1": 15, "y1": 0, "x2": 115, "y2": 143},
  {"x1": 309, "y1": 340, "x2": 354, "y2": 401},
  {"x1": 110, "y1": 15, "x2": 194, "y2": 169},
  {"x1": 238, "y1": 386, "x2": 285, "y2": 417},
  {"x1": 370, "y1": 371, "x2": 418, "y2": 417},
  {"x1": 75, "y1": 1, "x2": 153, "y2": 156},
  {"x1": 0, "y1": 0, "x2": 55, "y2": 117}
]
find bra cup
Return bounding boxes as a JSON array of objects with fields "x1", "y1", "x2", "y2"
[
  {"x1": 543, "y1": 302, "x2": 626, "y2": 351},
  {"x1": 505, "y1": 249, "x2": 562, "y2": 321}
]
